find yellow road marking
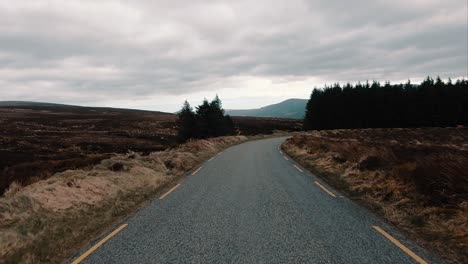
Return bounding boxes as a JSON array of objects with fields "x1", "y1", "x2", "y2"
[
  {"x1": 293, "y1": 165, "x2": 304, "y2": 172},
  {"x1": 314, "y1": 181, "x2": 336, "y2": 198},
  {"x1": 192, "y1": 166, "x2": 203, "y2": 176},
  {"x1": 71, "y1": 223, "x2": 128, "y2": 264},
  {"x1": 372, "y1": 226, "x2": 428, "y2": 264},
  {"x1": 283, "y1": 156, "x2": 289, "y2": 160},
  {"x1": 159, "y1": 184, "x2": 181, "y2": 200}
]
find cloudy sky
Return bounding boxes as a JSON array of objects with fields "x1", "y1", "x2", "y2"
[{"x1": 0, "y1": 0, "x2": 467, "y2": 112}]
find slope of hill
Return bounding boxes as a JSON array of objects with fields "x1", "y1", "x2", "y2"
[
  {"x1": 0, "y1": 101, "x2": 302, "y2": 193},
  {"x1": 227, "y1": 99, "x2": 307, "y2": 119},
  {"x1": 0, "y1": 101, "x2": 167, "y2": 114}
]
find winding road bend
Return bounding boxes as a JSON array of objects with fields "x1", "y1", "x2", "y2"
[{"x1": 72, "y1": 137, "x2": 439, "y2": 264}]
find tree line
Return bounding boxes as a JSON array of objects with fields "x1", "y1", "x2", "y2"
[
  {"x1": 304, "y1": 77, "x2": 468, "y2": 130},
  {"x1": 177, "y1": 96, "x2": 236, "y2": 141}
]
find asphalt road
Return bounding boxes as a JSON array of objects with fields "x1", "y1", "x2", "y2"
[{"x1": 73, "y1": 137, "x2": 440, "y2": 264}]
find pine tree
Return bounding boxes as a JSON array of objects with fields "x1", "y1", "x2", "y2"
[
  {"x1": 303, "y1": 77, "x2": 468, "y2": 130},
  {"x1": 177, "y1": 101, "x2": 197, "y2": 142},
  {"x1": 209, "y1": 95, "x2": 227, "y2": 137},
  {"x1": 177, "y1": 95, "x2": 236, "y2": 139},
  {"x1": 195, "y1": 99, "x2": 212, "y2": 138}
]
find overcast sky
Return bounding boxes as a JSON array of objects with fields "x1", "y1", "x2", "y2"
[{"x1": 0, "y1": 0, "x2": 467, "y2": 112}]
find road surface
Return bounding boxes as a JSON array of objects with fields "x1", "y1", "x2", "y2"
[{"x1": 72, "y1": 137, "x2": 439, "y2": 264}]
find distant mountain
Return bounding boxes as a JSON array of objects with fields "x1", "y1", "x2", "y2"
[{"x1": 226, "y1": 99, "x2": 307, "y2": 119}]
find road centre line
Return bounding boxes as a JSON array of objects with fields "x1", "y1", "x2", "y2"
[
  {"x1": 314, "y1": 181, "x2": 337, "y2": 198},
  {"x1": 293, "y1": 165, "x2": 304, "y2": 172},
  {"x1": 159, "y1": 184, "x2": 181, "y2": 200},
  {"x1": 71, "y1": 224, "x2": 128, "y2": 264},
  {"x1": 192, "y1": 167, "x2": 203, "y2": 176},
  {"x1": 372, "y1": 226, "x2": 428, "y2": 264}
]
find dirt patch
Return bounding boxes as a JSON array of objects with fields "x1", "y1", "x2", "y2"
[{"x1": 282, "y1": 128, "x2": 468, "y2": 264}]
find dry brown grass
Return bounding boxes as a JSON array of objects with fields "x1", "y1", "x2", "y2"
[
  {"x1": 282, "y1": 128, "x2": 468, "y2": 264},
  {"x1": 0, "y1": 135, "x2": 248, "y2": 264}
]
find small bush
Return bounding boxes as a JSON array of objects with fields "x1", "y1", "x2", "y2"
[
  {"x1": 357, "y1": 155, "x2": 382, "y2": 170},
  {"x1": 110, "y1": 162, "x2": 125, "y2": 172},
  {"x1": 4, "y1": 182, "x2": 22, "y2": 198}
]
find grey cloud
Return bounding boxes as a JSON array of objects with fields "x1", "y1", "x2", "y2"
[{"x1": 0, "y1": 0, "x2": 466, "y2": 108}]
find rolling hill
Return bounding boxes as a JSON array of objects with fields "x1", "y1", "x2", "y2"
[
  {"x1": 226, "y1": 98, "x2": 307, "y2": 119},
  {"x1": 0, "y1": 101, "x2": 168, "y2": 114},
  {"x1": 0, "y1": 100, "x2": 302, "y2": 193}
]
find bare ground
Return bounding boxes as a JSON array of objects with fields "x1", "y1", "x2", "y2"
[{"x1": 282, "y1": 127, "x2": 468, "y2": 264}]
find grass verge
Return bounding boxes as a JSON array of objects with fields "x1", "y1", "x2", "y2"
[
  {"x1": 1, "y1": 135, "x2": 275, "y2": 263},
  {"x1": 281, "y1": 128, "x2": 467, "y2": 264}
]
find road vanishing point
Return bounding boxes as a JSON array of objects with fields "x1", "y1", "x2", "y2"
[{"x1": 71, "y1": 137, "x2": 439, "y2": 264}]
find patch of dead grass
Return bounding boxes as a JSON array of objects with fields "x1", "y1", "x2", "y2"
[
  {"x1": 0, "y1": 135, "x2": 251, "y2": 264},
  {"x1": 282, "y1": 128, "x2": 468, "y2": 264}
]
